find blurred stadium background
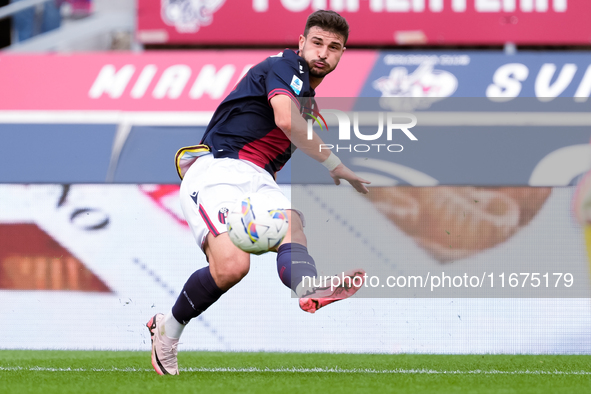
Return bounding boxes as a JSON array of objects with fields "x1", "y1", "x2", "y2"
[{"x1": 1, "y1": 0, "x2": 591, "y2": 357}]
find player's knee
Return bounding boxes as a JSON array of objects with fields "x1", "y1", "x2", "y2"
[
  {"x1": 290, "y1": 228, "x2": 306, "y2": 245},
  {"x1": 216, "y1": 260, "x2": 250, "y2": 288},
  {"x1": 286, "y1": 210, "x2": 307, "y2": 245},
  {"x1": 210, "y1": 246, "x2": 250, "y2": 288},
  {"x1": 206, "y1": 232, "x2": 251, "y2": 289}
]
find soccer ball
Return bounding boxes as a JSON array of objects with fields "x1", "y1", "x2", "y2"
[{"x1": 226, "y1": 193, "x2": 289, "y2": 254}]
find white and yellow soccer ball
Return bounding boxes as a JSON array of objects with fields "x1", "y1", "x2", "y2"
[{"x1": 226, "y1": 193, "x2": 289, "y2": 254}]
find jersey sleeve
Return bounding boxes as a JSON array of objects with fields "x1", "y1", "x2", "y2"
[{"x1": 266, "y1": 58, "x2": 303, "y2": 109}]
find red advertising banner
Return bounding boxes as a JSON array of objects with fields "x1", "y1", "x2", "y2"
[
  {"x1": 137, "y1": 0, "x2": 591, "y2": 46},
  {"x1": 0, "y1": 51, "x2": 375, "y2": 112}
]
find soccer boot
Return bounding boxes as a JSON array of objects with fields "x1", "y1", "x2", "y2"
[
  {"x1": 146, "y1": 313, "x2": 179, "y2": 375},
  {"x1": 299, "y1": 268, "x2": 366, "y2": 313}
]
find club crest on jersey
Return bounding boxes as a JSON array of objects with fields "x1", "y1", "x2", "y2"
[
  {"x1": 161, "y1": 0, "x2": 225, "y2": 33},
  {"x1": 290, "y1": 75, "x2": 303, "y2": 95},
  {"x1": 218, "y1": 207, "x2": 229, "y2": 224}
]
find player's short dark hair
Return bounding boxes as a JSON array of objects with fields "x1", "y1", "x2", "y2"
[{"x1": 304, "y1": 10, "x2": 349, "y2": 46}]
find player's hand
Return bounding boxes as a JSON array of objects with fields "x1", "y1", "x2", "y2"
[{"x1": 329, "y1": 164, "x2": 371, "y2": 194}]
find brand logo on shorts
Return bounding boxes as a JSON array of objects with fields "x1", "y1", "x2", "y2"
[
  {"x1": 218, "y1": 207, "x2": 229, "y2": 224},
  {"x1": 190, "y1": 192, "x2": 199, "y2": 205}
]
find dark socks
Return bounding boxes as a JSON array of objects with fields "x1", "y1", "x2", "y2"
[
  {"x1": 276, "y1": 243, "x2": 318, "y2": 292},
  {"x1": 171, "y1": 266, "x2": 225, "y2": 324}
]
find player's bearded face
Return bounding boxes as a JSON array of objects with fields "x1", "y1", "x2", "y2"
[{"x1": 299, "y1": 27, "x2": 345, "y2": 79}]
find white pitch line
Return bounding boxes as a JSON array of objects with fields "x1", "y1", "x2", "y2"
[{"x1": 1, "y1": 366, "x2": 591, "y2": 375}]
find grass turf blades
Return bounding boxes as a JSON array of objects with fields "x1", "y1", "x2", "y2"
[{"x1": 1, "y1": 351, "x2": 591, "y2": 393}]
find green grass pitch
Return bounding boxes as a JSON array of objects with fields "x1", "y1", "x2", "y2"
[{"x1": 1, "y1": 350, "x2": 591, "y2": 393}]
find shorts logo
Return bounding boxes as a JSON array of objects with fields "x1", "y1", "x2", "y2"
[
  {"x1": 190, "y1": 191, "x2": 199, "y2": 205},
  {"x1": 290, "y1": 75, "x2": 303, "y2": 95},
  {"x1": 218, "y1": 207, "x2": 229, "y2": 224}
]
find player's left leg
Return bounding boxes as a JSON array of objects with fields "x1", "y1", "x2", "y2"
[
  {"x1": 275, "y1": 210, "x2": 366, "y2": 313},
  {"x1": 273, "y1": 210, "x2": 315, "y2": 289}
]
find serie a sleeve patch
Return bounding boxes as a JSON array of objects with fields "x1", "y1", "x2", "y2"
[{"x1": 290, "y1": 75, "x2": 303, "y2": 95}]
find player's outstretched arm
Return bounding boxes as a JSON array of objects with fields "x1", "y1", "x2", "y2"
[
  {"x1": 328, "y1": 164, "x2": 370, "y2": 194},
  {"x1": 270, "y1": 94, "x2": 370, "y2": 194}
]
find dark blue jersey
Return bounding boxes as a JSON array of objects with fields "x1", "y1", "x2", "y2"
[{"x1": 200, "y1": 49, "x2": 315, "y2": 176}]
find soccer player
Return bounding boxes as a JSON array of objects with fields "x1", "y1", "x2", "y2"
[{"x1": 147, "y1": 10, "x2": 370, "y2": 375}]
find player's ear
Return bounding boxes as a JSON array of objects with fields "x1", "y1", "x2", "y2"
[{"x1": 298, "y1": 34, "x2": 305, "y2": 51}]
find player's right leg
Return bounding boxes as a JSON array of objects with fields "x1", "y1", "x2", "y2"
[
  {"x1": 147, "y1": 233, "x2": 249, "y2": 375},
  {"x1": 147, "y1": 155, "x2": 254, "y2": 375},
  {"x1": 205, "y1": 232, "x2": 251, "y2": 291},
  {"x1": 146, "y1": 312, "x2": 180, "y2": 375}
]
